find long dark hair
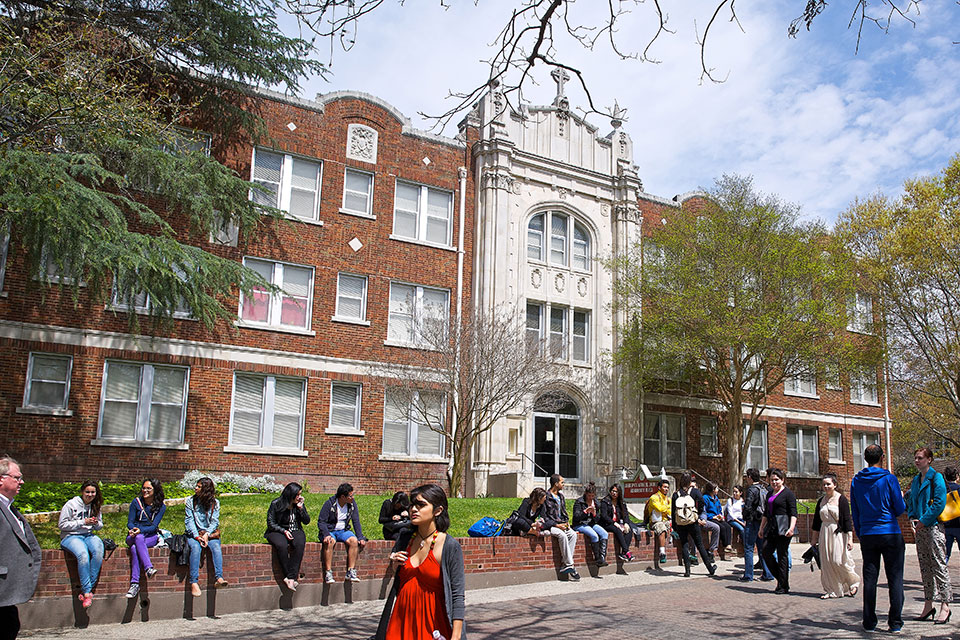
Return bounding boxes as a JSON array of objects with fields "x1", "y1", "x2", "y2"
[
  {"x1": 195, "y1": 477, "x2": 217, "y2": 513},
  {"x1": 142, "y1": 478, "x2": 165, "y2": 516},
  {"x1": 278, "y1": 482, "x2": 302, "y2": 512},
  {"x1": 607, "y1": 484, "x2": 626, "y2": 513},
  {"x1": 80, "y1": 480, "x2": 103, "y2": 518},
  {"x1": 410, "y1": 483, "x2": 450, "y2": 532},
  {"x1": 391, "y1": 490, "x2": 410, "y2": 513}
]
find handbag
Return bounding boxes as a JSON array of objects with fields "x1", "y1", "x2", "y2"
[
  {"x1": 939, "y1": 490, "x2": 960, "y2": 523},
  {"x1": 501, "y1": 510, "x2": 521, "y2": 536},
  {"x1": 208, "y1": 528, "x2": 221, "y2": 540}
]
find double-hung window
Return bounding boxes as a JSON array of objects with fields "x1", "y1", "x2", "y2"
[
  {"x1": 393, "y1": 181, "x2": 453, "y2": 245},
  {"x1": 527, "y1": 212, "x2": 591, "y2": 270},
  {"x1": 98, "y1": 361, "x2": 189, "y2": 444},
  {"x1": 251, "y1": 149, "x2": 323, "y2": 222},
  {"x1": 525, "y1": 301, "x2": 590, "y2": 364},
  {"x1": 847, "y1": 292, "x2": 874, "y2": 334},
  {"x1": 335, "y1": 274, "x2": 368, "y2": 322},
  {"x1": 550, "y1": 213, "x2": 568, "y2": 265},
  {"x1": 240, "y1": 258, "x2": 314, "y2": 331},
  {"x1": 22, "y1": 353, "x2": 72, "y2": 412},
  {"x1": 829, "y1": 428, "x2": 844, "y2": 463},
  {"x1": 572, "y1": 224, "x2": 590, "y2": 270},
  {"x1": 230, "y1": 373, "x2": 305, "y2": 451},
  {"x1": 784, "y1": 365, "x2": 817, "y2": 397},
  {"x1": 572, "y1": 311, "x2": 589, "y2": 362},
  {"x1": 342, "y1": 168, "x2": 374, "y2": 217},
  {"x1": 329, "y1": 382, "x2": 362, "y2": 433},
  {"x1": 642, "y1": 412, "x2": 685, "y2": 469},
  {"x1": 549, "y1": 307, "x2": 567, "y2": 359},
  {"x1": 853, "y1": 431, "x2": 881, "y2": 470},
  {"x1": 526, "y1": 302, "x2": 544, "y2": 354},
  {"x1": 743, "y1": 421, "x2": 768, "y2": 471},
  {"x1": 850, "y1": 368, "x2": 879, "y2": 405},
  {"x1": 527, "y1": 215, "x2": 545, "y2": 260},
  {"x1": 112, "y1": 264, "x2": 192, "y2": 318},
  {"x1": 786, "y1": 425, "x2": 819, "y2": 476},
  {"x1": 699, "y1": 416, "x2": 719, "y2": 455},
  {"x1": 387, "y1": 283, "x2": 449, "y2": 347},
  {"x1": 382, "y1": 390, "x2": 445, "y2": 458}
]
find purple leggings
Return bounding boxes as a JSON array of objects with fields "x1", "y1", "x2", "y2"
[{"x1": 126, "y1": 533, "x2": 159, "y2": 583}]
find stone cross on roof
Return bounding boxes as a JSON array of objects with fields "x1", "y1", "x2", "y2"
[{"x1": 551, "y1": 68, "x2": 570, "y2": 107}]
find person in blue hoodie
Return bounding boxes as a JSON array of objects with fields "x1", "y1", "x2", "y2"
[
  {"x1": 907, "y1": 447, "x2": 952, "y2": 624},
  {"x1": 850, "y1": 444, "x2": 907, "y2": 633},
  {"x1": 124, "y1": 478, "x2": 166, "y2": 600}
]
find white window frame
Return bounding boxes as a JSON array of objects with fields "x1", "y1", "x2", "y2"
[
  {"x1": 786, "y1": 425, "x2": 819, "y2": 477},
  {"x1": 847, "y1": 292, "x2": 874, "y2": 334},
  {"x1": 784, "y1": 365, "x2": 817, "y2": 398},
  {"x1": 526, "y1": 301, "x2": 591, "y2": 365},
  {"x1": 824, "y1": 362, "x2": 843, "y2": 390},
  {"x1": 527, "y1": 214, "x2": 545, "y2": 261},
  {"x1": 334, "y1": 273, "x2": 368, "y2": 324},
  {"x1": 328, "y1": 382, "x2": 362, "y2": 435},
  {"x1": 526, "y1": 301, "x2": 544, "y2": 355},
  {"x1": 743, "y1": 421, "x2": 768, "y2": 472},
  {"x1": 238, "y1": 257, "x2": 315, "y2": 334},
  {"x1": 853, "y1": 430, "x2": 881, "y2": 470},
  {"x1": 387, "y1": 282, "x2": 450, "y2": 348},
  {"x1": 341, "y1": 167, "x2": 374, "y2": 218},
  {"x1": 572, "y1": 309, "x2": 590, "y2": 363},
  {"x1": 111, "y1": 264, "x2": 193, "y2": 319},
  {"x1": 850, "y1": 368, "x2": 879, "y2": 405},
  {"x1": 382, "y1": 390, "x2": 447, "y2": 460},
  {"x1": 392, "y1": 181, "x2": 454, "y2": 246},
  {"x1": 227, "y1": 373, "x2": 306, "y2": 453},
  {"x1": 21, "y1": 352, "x2": 73, "y2": 414},
  {"x1": 642, "y1": 412, "x2": 686, "y2": 470},
  {"x1": 250, "y1": 148, "x2": 324, "y2": 223},
  {"x1": 549, "y1": 306, "x2": 568, "y2": 360},
  {"x1": 828, "y1": 428, "x2": 844, "y2": 463},
  {"x1": 96, "y1": 360, "x2": 189, "y2": 445},
  {"x1": 550, "y1": 212, "x2": 568, "y2": 266},
  {"x1": 572, "y1": 221, "x2": 591, "y2": 271},
  {"x1": 699, "y1": 416, "x2": 719, "y2": 456}
]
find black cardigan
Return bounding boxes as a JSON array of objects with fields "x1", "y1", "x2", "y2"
[
  {"x1": 572, "y1": 496, "x2": 601, "y2": 528},
  {"x1": 599, "y1": 496, "x2": 633, "y2": 529},
  {"x1": 513, "y1": 497, "x2": 553, "y2": 534},
  {"x1": 264, "y1": 498, "x2": 309, "y2": 536},
  {"x1": 378, "y1": 499, "x2": 412, "y2": 540},
  {"x1": 811, "y1": 493, "x2": 855, "y2": 534},
  {"x1": 763, "y1": 487, "x2": 798, "y2": 537}
]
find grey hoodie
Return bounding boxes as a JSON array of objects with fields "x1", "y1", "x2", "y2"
[{"x1": 58, "y1": 496, "x2": 104, "y2": 539}]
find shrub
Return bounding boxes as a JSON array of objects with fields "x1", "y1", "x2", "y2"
[{"x1": 177, "y1": 470, "x2": 283, "y2": 494}]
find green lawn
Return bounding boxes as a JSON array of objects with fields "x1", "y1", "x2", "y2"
[{"x1": 32, "y1": 494, "x2": 530, "y2": 549}]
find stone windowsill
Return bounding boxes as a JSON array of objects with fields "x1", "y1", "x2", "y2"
[
  {"x1": 90, "y1": 438, "x2": 189, "y2": 451},
  {"x1": 223, "y1": 445, "x2": 309, "y2": 457},
  {"x1": 17, "y1": 406, "x2": 73, "y2": 417}
]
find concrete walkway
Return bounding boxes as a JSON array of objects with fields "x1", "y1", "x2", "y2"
[{"x1": 21, "y1": 544, "x2": 959, "y2": 640}]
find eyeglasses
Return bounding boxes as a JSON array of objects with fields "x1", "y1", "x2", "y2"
[
  {"x1": 410, "y1": 501, "x2": 430, "y2": 511},
  {"x1": 1, "y1": 474, "x2": 24, "y2": 483}
]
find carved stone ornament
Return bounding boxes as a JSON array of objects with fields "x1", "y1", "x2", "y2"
[
  {"x1": 577, "y1": 277, "x2": 588, "y2": 297},
  {"x1": 615, "y1": 202, "x2": 640, "y2": 223},
  {"x1": 482, "y1": 171, "x2": 515, "y2": 192},
  {"x1": 531, "y1": 268, "x2": 543, "y2": 289},
  {"x1": 554, "y1": 272, "x2": 565, "y2": 293},
  {"x1": 556, "y1": 187, "x2": 570, "y2": 200},
  {"x1": 346, "y1": 124, "x2": 378, "y2": 164},
  {"x1": 600, "y1": 204, "x2": 610, "y2": 218}
]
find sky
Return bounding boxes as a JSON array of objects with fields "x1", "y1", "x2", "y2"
[{"x1": 295, "y1": 0, "x2": 960, "y2": 225}]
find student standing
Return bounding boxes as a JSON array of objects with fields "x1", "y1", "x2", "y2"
[
  {"x1": 758, "y1": 468, "x2": 797, "y2": 594},
  {"x1": 907, "y1": 447, "x2": 952, "y2": 625},
  {"x1": 740, "y1": 469, "x2": 772, "y2": 582},
  {"x1": 810, "y1": 473, "x2": 859, "y2": 599},
  {"x1": 672, "y1": 472, "x2": 715, "y2": 577},
  {"x1": 850, "y1": 444, "x2": 907, "y2": 633}
]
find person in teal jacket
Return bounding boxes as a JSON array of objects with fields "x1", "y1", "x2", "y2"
[
  {"x1": 185, "y1": 477, "x2": 228, "y2": 596},
  {"x1": 907, "y1": 447, "x2": 952, "y2": 624}
]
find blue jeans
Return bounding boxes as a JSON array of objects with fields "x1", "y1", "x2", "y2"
[
  {"x1": 860, "y1": 533, "x2": 905, "y2": 631},
  {"x1": 945, "y1": 529, "x2": 960, "y2": 561},
  {"x1": 730, "y1": 520, "x2": 745, "y2": 539},
  {"x1": 61, "y1": 534, "x2": 104, "y2": 594},
  {"x1": 742, "y1": 521, "x2": 772, "y2": 580},
  {"x1": 187, "y1": 538, "x2": 223, "y2": 584},
  {"x1": 574, "y1": 524, "x2": 608, "y2": 542}
]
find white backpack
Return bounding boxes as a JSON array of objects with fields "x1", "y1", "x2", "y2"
[{"x1": 675, "y1": 491, "x2": 698, "y2": 526}]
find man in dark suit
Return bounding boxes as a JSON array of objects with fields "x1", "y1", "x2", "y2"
[{"x1": 0, "y1": 456, "x2": 42, "y2": 640}]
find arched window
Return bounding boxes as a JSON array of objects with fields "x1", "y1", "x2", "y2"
[
  {"x1": 550, "y1": 213, "x2": 567, "y2": 265},
  {"x1": 527, "y1": 214, "x2": 544, "y2": 260},
  {"x1": 573, "y1": 222, "x2": 590, "y2": 270}
]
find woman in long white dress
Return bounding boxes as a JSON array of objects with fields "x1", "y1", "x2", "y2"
[{"x1": 811, "y1": 473, "x2": 860, "y2": 599}]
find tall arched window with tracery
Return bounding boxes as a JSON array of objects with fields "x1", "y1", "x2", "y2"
[{"x1": 527, "y1": 212, "x2": 591, "y2": 271}]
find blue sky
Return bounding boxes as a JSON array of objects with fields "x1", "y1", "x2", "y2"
[{"x1": 296, "y1": 1, "x2": 960, "y2": 224}]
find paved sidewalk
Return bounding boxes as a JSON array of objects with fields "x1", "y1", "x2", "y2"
[{"x1": 21, "y1": 544, "x2": 959, "y2": 639}]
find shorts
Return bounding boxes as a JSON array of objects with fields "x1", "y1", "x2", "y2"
[{"x1": 329, "y1": 529, "x2": 357, "y2": 543}]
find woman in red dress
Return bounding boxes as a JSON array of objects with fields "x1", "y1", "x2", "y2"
[{"x1": 376, "y1": 484, "x2": 465, "y2": 640}]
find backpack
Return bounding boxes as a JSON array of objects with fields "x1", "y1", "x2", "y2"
[
  {"x1": 754, "y1": 484, "x2": 769, "y2": 521},
  {"x1": 467, "y1": 516, "x2": 504, "y2": 537},
  {"x1": 675, "y1": 492, "x2": 698, "y2": 526}
]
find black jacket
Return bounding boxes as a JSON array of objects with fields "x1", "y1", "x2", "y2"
[
  {"x1": 764, "y1": 487, "x2": 798, "y2": 537},
  {"x1": 378, "y1": 498, "x2": 412, "y2": 540},
  {"x1": 513, "y1": 497, "x2": 553, "y2": 534},
  {"x1": 265, "y1": 498, "x2": 310, "y2": 536},
  {"x1": 317, "y1": 495, "x2": 366, "y2": 541},
  {"x1": 671, "y1": 487, "x2": 705, "y2": 525},
  {"x1": 743, "y1": 482, "x2": 767, "y2": 524},
  {"x1": 812, "y1": 493, "x2": 855, "y2": 534},
  {"x1": 572, "y1": 496, "x2": 601, "y2": 528},
  {"x1": 599, "y1": 496, "x2": 633, "y2": 529}
]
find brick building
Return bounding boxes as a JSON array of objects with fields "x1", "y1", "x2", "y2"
[
  {"x1": 0, "y1": 89, "x2": 474, "y2": 491},
  {"x1": 0, "y1": 82, "x2": 889, "y2": 498}
]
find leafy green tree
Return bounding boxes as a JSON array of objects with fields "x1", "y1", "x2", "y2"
[
  {"x1": 0, "y1": 2, "x2": 323, "y2": 326},
  {"x1": 609, "y1": 175, "x2": 880, "y2": 487},
  {"x1": 838, "y1": 153, "x2": 960, "y2": 449}
]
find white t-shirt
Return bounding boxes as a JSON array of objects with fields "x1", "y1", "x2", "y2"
[{"x1": 335, "y1": 503, "x2": 349, "y2": 530}]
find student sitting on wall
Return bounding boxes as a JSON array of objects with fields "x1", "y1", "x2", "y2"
[
  {"x1": 644, "y1": 478, "x2": 673, "y2": 571},
  {"x1": 572, "y1": 482, "x2": 609, "y2": 568},
  {"x1": 124, "y1": 478, "x2": 166, "y2": 600},
  {"x1": 600, "y1": 484, "x2": 634, "y2": 562},
  {"x1": 544, "y1": 474, "x2": 581, "y2": 581},
  {"x1": 379, "y1": 491, "x2": 413, "y2": 541},
  {"x1": 512, "y1": 487, "x2": 553, "y2": 537},
  {"x1": 265, "y1": 482, "x2": 309, "y2": 592},
  {"x1": 318, "y1": 483, "x2": 367, "y2": 584},
  {"x1": 58, "y1": 481, "x2": 104, "y2": 609},
  {"x1": 185, "y1": 477, "x2": 229, "y2": 597},
  {"x1": 702, "y1": 482, "x2": 730, "y2": 562}
]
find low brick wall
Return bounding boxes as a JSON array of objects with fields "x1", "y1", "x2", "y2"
[
  {"x1": 23, "y1": 532, "x2": 656, "y2": 630},
  {"x1": 794, "y1": 513, "x2": 915, "y2": 544}
]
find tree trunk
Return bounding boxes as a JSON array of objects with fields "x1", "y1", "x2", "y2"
[
  {"x1": 449, "y1": 439, "x2": 467, "y2": 498},
  {"x1": 724, "y1": 406, "x2": 744, "y2": 488}
]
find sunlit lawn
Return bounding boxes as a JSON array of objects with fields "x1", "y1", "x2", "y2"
[{"x1": 32, "y1": 494, "x2": 534, "y2": 549}]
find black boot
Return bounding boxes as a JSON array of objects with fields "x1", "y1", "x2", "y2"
[
  {"x1": 683, "y1": 553, "x2": 691, "y2": 577},
  {"x1": 596, "y1": 540, "x2": 609, "y2": 567}
]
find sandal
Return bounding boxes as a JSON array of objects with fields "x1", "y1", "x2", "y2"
[{"x1": 847, "y1": 586, "x2": 859, "y2": 597}]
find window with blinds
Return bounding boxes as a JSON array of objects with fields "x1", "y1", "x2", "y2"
[
  {"x1": 23, "y1": 353, "x2": 72, "y2": 410},
  {"x1": 240, "y1": 257, "x2": 314, "y2": 331},
  {"x1": 335, "y1": 274, "x2": 367, "y2": 321},
  {"x1": 230, "y1": 373, "x2": 305, "y2": 450},
  {"x1": 387, "y1": 282, "x2": 449, "y2": 347},
  {"x1": 251, "y1": 149, "x2": 322, "y2": 222},
  {"x1": 98, "y1": 361, "x2": 188, "y2": 443},
  {"x1": 382, "y1": 390, "x2": 445, "y2": 458},
  {"x1": 342, "y1": 168, "x2": 374, "y2": 216},
  {"x1": 329, "y1": 383, "x2": 361, "y2": 432},
  {"x1": 393, "y1": 181, "x2": 453, "y2": 245}
]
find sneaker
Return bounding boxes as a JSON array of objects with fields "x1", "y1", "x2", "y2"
[
  {"x1": 624, "y1": 552, "x2": 634, "y2": 562},
  {"x1": 738, "y1": 576, "x2": 753, "y2": 582},
  {"x1": 81, "y1": 594, "x2": 93, "y2": 609},
  {"x1": 283, "y1": 577, "x2": 297, "y2": 591},
  {"x1": 346, "y1": 569, "x2": 360, "y2": 582},
  {"x1": 570, "y1": 570, "x2": 581, "y2": 582},
  {"x1": 324, "y1": 570, "x2": 335, "y2": 584},
  {"x1": 659, "y1": 552, "x2": 667, "y2": 564},
  {"x1": 125, "y1": 583, "x2": 140, "y2": 599},
  {"x1": 145, "y1": 567, "x2": 158, "y2": 578},
  {"x1": 888, "y1": 626, "x2": 902, "y2": 634}
]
